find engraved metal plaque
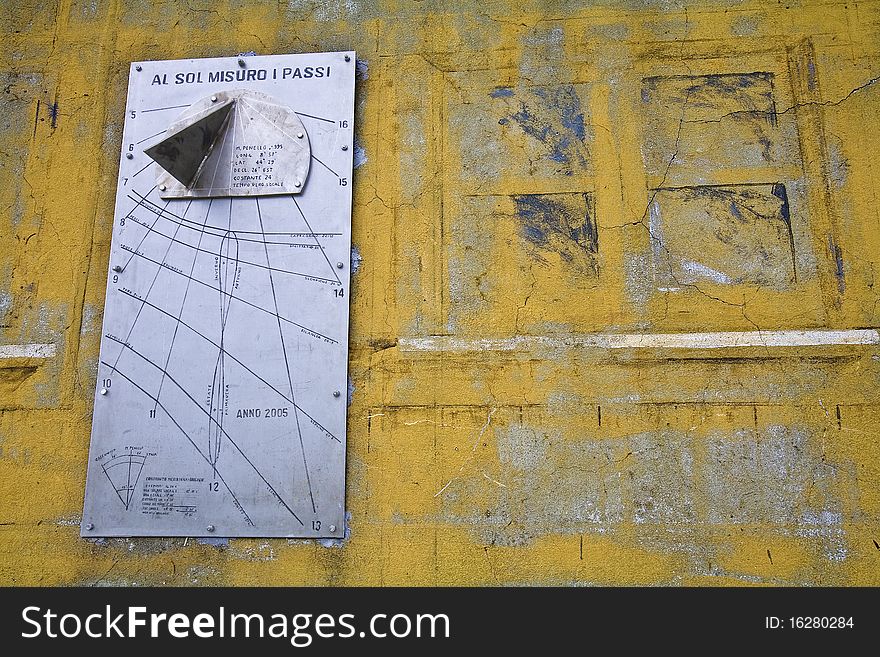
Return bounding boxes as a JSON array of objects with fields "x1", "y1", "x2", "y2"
[{"x1": 82, "y1": 52, "x2": 354, "y2": 538}]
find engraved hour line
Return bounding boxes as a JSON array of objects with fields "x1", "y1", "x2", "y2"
[
  {"x1": 152, "y1": 198, "x2": 208, "y2": 413},
  {"x1": 294, "y1": 111, "x2": 336, "y2": 124},
  {"x1": 112, "y1": 197, "x2": 181, "y2": 372},
  {"x1": 290, "y1": 195, "x2": 341, "y2": 285},
  {"x1": 132, "y1": 162, "x2": 153, "y2": 178},
  {"x1": 128, "y1": 188, "x2": 342, "y2": 237},
  {"x1": 141, "y1": 103, "x2": 190, "y2": 113},
  {"x1": 127, "y1": 209, "x2": 325, "y2": 248},
  {"x1": 311, "y1": 153, "x2": 340, "y2": 179},
  {"x1": 116, "y1": 287, "x2": 341, "y2": 442},
  {"x1": 256, "y1": 197, "x2": 317, "y2": 514},
  {"x1": 99, "y1": 360, "x2": 255, "y2": 527},
  {"x1": 103, "y1": 337, "x2": 304, "y2": 525},
  {"x1": 119, "y1": 188, "x2": 163, "y2": 271},
  {"x1": 222, "y1": 84, "x2": 334, "y2": 123},
  {"x1": 117, "y1": 246, "x2": 339, "y2": 342},
  {"x1": 136, "y1": 129, "x2": 167, "y2": 145},
  {"x1": 127, "y1": 199, "x2": 334, "y2": 245},
  {"x1": 122, "y1": 212, "x2": 340, "y2": 283}
]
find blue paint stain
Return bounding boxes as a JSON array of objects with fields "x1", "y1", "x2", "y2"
[
  {"x1": 355, "y1": 58, "x2": 369, "y2": 81},
  {"x1": 559, "y1": 97, "x2": 586, "y2": 141},
  {"x1": 771, "y1": 183, "x2": 791, "y2": 227},
  {"x1": 353, "y1": 136, "x2": 367, "y2": 169},
  {"x1": 48, "y1": 100, "x2": 58, "y2": 128},
  {"x1": 643, "y1": 72, "x2": 778, "y2": 128},
  {"x1": 350, "y1": 244, "x2": 363, "y2": 275},
  {"x1": 828, "y1": 235, "x2": 845, "y2": 293},
  {"x1": 514, "y1": 193, "x2": 598, "y2": 264},
  {"x1": 497, "y1": 85, "x2": 588, "y2": 171},
  {"x1": 729, "y1": 201, "x2": 744, "y2": 222},
  {"x1": 522, "y1": 223, "x2": 547, "y2": 245}
]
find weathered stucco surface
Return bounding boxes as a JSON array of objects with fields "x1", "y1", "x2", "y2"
[{"x1": 2, "y1": 0, "x2": 880, "y2": 585}]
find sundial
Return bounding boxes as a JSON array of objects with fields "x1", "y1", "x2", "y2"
[{"x1": 81, "y1": 52, "x2": 354, "y2": 538}]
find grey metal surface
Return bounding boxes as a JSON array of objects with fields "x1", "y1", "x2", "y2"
[{"x1": 81, "y1": 51, "x2": 354, "y2": 538}]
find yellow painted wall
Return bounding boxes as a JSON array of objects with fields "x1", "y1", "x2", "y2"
[{"x1": 2, "y1": 0, "x2": 880, "y2": 585}]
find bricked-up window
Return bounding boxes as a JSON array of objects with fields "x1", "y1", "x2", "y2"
[{"x1": 640, "y1": 72, "x2": 801, "y2": 291}]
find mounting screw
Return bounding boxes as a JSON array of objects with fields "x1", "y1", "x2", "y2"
[
  {"x1": 100, "y1": 388, "x2": 108, "y2": 396},
  {"x1": 296, "y1": 132, "x2": 303, "y2": 139},
  {"x1": 113, "y1": 265, "x2": 122, "y2": 272},
  {"x1": 333, "y1": 390, "x2": 341, "y2": 398},
  {"x1": 126, "y1": 153, "x2": 133, "y2": 159},
  {"x1": 336, "y1": 262, "x2": 344, "y2": 269},
  {"x1": 206, "y1": 524, "x2": 215, "y2": 533},
  {"x1": 211, "y1": 95, "x2": 217, "y2": 102},
  {"x1": 341, "y1": 144, "x2": 348, "y2": 151},
  {"x1": 295, "y1": 180, "x2": 302, "y2": 188},
  {"x1": 344, "y1": 55, "x2": 351, "y2": 62},
  {"x1": 238, "y1": 58, "x2": 245, "y2": 67},
  {"x1": 329, "y1": 525, "x2": 337, "y2": 533},
  {"x1": 135, "y1": 64, "x2": 142, "y2": 71},
  {"x1": 85, "y1": 523, "x2": 94, "y2": 531},
  {"x1": 159, "y1": 184, "x2": 166, "y2": 191}
]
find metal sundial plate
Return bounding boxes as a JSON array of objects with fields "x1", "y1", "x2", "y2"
[
  {"x1": 147, "y1": 89, "x2": 313, "y2": 198},
  {"x1": 81, "y1": 51, "x2": 354, "y2": 538}
]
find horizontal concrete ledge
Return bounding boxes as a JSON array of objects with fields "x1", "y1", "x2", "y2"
[
  {"x1": 0, "y1": 343, "x2": 57, "y2": 360},
  {"x1": 398, "y1": 329, "x2": 880, "y2": 353}
]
